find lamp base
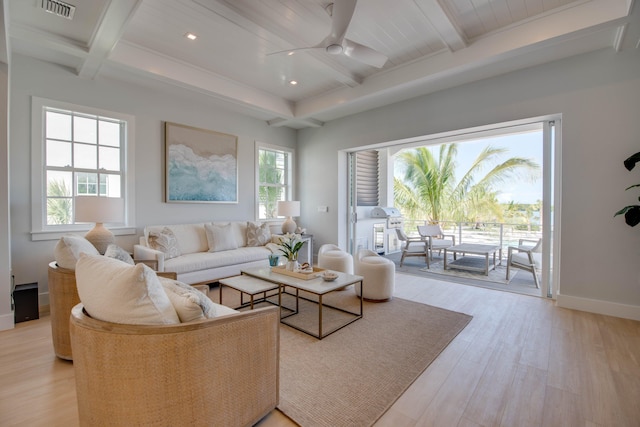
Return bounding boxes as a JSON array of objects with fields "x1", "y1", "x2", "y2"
[
  {"x1": 85, "y1": 223, "x2": 115, "y2": 254},
  {"x1": 281, "y1": 217, "x2": 297, "y2": 234}
]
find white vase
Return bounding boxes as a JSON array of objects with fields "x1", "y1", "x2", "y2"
[{"x1": 286, "y1": 260, "x2": 299, "y2": 271}]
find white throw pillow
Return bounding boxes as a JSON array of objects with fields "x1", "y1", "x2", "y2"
[
  {"x1": 159, "y1": 277, "x2": 219, "y2": 322},
  {"x1": 104, "y1": 244, "x2": 134, "y2": 265},
  {"x1": 205, "y1": 223, "x2": 238, "y2": 252},
  {"x1": 75, "y1": 253, "x2": 180, "y2": 325},
  {"x1": 54, "y1": 234, "x2": 100, "y2": 270},
  {"x1": 148, "y1": 227, "x2": 181, "y2": 259},
  {"x1": 246, "y1": 221, "x2": 271, "y2": 246}
]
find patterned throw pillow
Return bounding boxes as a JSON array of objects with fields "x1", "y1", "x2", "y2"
[
  {"x1": 246, "y1": 221, "x2": 271, "y2": 246},
  {"x1": 104, "y1": 244, "x2": 134, "y2": 265},
  {"x1": 148, "y1": 227, "x2": 181, "y2": 259}
]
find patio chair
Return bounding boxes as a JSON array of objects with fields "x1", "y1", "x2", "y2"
[
  {"x1": 395, "y1": 228, "x2": 428, "y2": 267},
  {"x1": 417, "y1": 224, "x2": 455, "y2": 260},
  {"x1": 506, "y1": 238, "x2": 542, "y2": 288}
]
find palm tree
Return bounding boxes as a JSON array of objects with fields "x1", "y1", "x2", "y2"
[
  {"x1": 47, "y1": 179, "x2": 72, "y2": 225},
  {"x1": 395, "y1": 143, "x2": 539, "y2": 224},
  {"x1": 258, "y1": 150, "x2": 283, "y2": 219}
]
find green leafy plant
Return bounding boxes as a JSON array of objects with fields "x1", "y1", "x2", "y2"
[
  {"x1": 615, "y1": 151, "x2": 640, "y2": 227},
  {"x1": 278, "y1": 233, "x2": 304, "y2": 261}
]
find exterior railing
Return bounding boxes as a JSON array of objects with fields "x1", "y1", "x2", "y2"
[{"x1": 403, "y1": 219, "x2": 542, "y2": 260}]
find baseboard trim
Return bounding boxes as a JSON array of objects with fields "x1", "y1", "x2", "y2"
[
  {"x1": 0, "y1": 312, "x2": 15, "y2": 331},
  {"x1": 556, "y1": 293, "x2": 640, "y2": 321}
]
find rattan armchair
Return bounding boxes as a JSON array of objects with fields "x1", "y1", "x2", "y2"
[{"x1": 70, "y1": 303, "x2": 280, "y2": 427}]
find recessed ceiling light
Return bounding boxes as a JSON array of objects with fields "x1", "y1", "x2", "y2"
[
  {"x1": 289, "y1": 80, "x2": 298, "y2": 86},
  {"x1": 185, "y1": 33, "x2": 197, "y2": 40},
  {"x1": 287, "y1": 51, "x2": 295, "y2": 56}
]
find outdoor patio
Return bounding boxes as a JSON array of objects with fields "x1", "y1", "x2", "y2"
[{"x1": 386, "y1": 220, "x2": 544, "y2": 297}]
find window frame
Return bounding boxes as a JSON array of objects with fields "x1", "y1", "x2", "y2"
[
  {"x1": 255, "y1": 141, "x2": 295, "y2": 221},
  {"x1": 30, "y1": 97, "x2": 136, "y2": 241}
]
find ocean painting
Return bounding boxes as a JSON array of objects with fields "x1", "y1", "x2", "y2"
[{"x1": 165, "y1": 122, "x2": 238, "y2": 203}]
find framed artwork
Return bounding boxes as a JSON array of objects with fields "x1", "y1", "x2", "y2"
[{"x1": 165, "y1": 122, "x2": 238, "y2": 203}]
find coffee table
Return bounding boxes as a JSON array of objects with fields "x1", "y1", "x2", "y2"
[
  {"x1": 218, "y1": 275, "x2": 279, "y2": 310},
  {"x1": 240, "y1": 267, "x2": 364, "y2": 339},
  {"x1": 444, "y1": 243, "x2": 502, "y2": 275}
]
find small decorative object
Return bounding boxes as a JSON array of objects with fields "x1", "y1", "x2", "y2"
[
  {"x1": 615, "y1": 151, "x2": 640, "y2": 227},
  {"x1": 268, "y1": 254, "x2": 279, "y2": 267},
  {"x1": 278, "y1": 233, "x2": 304, "y2": 271},
  {"x1": 322, "y1": 271, "x2": 338, "y2": 282}
]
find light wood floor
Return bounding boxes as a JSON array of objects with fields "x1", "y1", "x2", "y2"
[{"x1": 1, "y1": 273, "x2": 639, "y2": 426}]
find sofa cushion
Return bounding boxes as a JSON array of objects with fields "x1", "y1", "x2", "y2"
[
  {"x1": 159, "y1": 277, "x2": 229, "y2": 322},
  {"x1": 164, "y1": 246, "x2": 271, "y2": 274},
  {"x1": 104, "y1": 244, "x2": 134, "y2": 265},
  {"x1": 75, "y1": 254, "x2": 180, "y2": 325},
  {"x1": 54, "y1": 234, "x2": 100, "y2": 270},
  {"x1": 247, "y1": 221, "x2": 271, "y2": 246},
  {"x1": 148, "y1": 227, "x2": 181, "y2": 259},
  {"x1": 205, "y1": 223, "x2": 238, "y2": 252}
]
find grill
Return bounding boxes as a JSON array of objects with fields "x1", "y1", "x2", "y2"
[
  {"x1": 370, "y1": 206, "x2": 403, "y2": 229},
  {"x1": 370, "y1": 207, "x2": 404, "y2": 254}
]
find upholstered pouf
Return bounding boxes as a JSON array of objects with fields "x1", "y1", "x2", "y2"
[
  {"x1": 318, "y1": 244, "x2": 354, "y2": 273},
  {"x1": 318, "y1": 244, "x2": 354, "y2": 291},
  {"x1": 354, "y1": 249, "x2": 395, "y2": 302}
]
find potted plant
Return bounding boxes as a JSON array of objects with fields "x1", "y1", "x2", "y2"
[
  {"x1": 278, "y1": 233, "x2": 304, "y2": 271},
  {"x1": 615, "y1": 151, "x2": 640, "y2": 227}
]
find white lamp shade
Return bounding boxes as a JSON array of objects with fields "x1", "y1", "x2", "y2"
[
  {"x1": 75, "y1": 196, "x2": 124, "y2": 224},
  {"x1": 277, "y1": 201, "x2": 300, "y2": 218}
]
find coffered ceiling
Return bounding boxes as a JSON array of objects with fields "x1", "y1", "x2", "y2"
[{"x1": 6, "y1": 0, "x2": 638, "y2": 128}]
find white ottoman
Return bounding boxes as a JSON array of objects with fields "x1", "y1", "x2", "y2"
[
  {"x1": 318, "y1": 244, "x2": 354, "y2": 274},
  {"x1": 354, "y1": 249, "x2": 395, "y2": 302}
]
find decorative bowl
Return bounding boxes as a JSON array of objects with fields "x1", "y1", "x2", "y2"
[{"x1": 322, "y1": 272, "x2": 338, "y2": 282}]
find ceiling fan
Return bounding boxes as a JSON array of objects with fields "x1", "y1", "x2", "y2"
[{"x1": 267, "y1": 0, "x2": 388, "y2": 68}]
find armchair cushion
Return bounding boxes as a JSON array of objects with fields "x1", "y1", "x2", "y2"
[
  {"x1": 54, "y1": 234, "x2": 100, "y2": 270},
  {"x1": 159, "y1": 277, "x2": 238, "y2": 322},
  {"x1": 104, "y1": 244, "x2": 134, "y2": 265},
  {"x1": 76, "y1": 253, "x2": 180, "y2": 325}
]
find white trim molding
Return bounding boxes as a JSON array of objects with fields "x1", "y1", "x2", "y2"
[{"x1": 556, "y1": 293, "x2": 640, "y2": 321}]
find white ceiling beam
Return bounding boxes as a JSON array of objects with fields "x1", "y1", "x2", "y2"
[
  {"x1": 195, "y1": 0, "x2": 362, "y2": 87},
  {"x1": 267, "y1": 117, "x2": 323, "y2": 128},
  {"x1": 10, "y1": 22, "x2": 87, "y2": 58},
  {"x1": 413, "y1": 0, "x2": 467, "y2": 51},
  {"x1": 108, "y1": 41, "x2": 295, "y2": 118},
  {"x1": 77, "y1": 0, "x2": 142, "y2": 79},
  {"x1": 294, "y1": 0, "x2": 631, "y2": 121}
]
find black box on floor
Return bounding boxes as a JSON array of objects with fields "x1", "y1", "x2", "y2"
[{"x1": 13, "y1": 282, "x2": 39, "y2": 323}]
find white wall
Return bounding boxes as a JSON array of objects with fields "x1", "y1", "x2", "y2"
[
  {"x1": 0, "y1": 60, "x2": 10, "y2": 330},
  {"x1": 2, "y1": 54, "x2": 296, "y2": 329},
  {"x1": 298, "y1": 48, "x2": 640, "y2": 319}
]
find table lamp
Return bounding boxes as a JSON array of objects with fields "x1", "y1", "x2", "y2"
[
  {"x1": 277, "y1": 200, "x2": 300, "y2": 234},
  {"x1": 75, "y1": 196, "x2": 124, "y2": 254}
]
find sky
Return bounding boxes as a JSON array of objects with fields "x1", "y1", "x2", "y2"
[{"x1": 395, "y1": 130, "x2": 543, "y2": 204}]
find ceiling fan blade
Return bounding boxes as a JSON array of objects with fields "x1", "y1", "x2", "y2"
[
  {"x1": 343, "y1": 39, "x2": 388, "y2": 68},
  {"x1": 327, "y1": 0, "x2": 358, "y2": 44},
  {"x1": 266, "y1": 46, "x2": 323, "y2": 57}
]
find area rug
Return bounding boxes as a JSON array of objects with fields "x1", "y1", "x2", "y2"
[{"x1": 275, "y1": 292, "x2": 472, "y2": 427}]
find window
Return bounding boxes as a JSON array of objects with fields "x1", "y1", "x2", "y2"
[
  {"x1": 256, "y1": 143, "x2": 294, "y2": 220},
  {"x1": 31, "y1": 97, "x2": 136, "y2": 239}
]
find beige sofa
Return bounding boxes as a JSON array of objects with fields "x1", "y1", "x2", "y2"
[{"x1": 133, "y1": 221, "x2": 282, "y2": 285}]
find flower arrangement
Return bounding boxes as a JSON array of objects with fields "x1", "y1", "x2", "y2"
[{"x1": 278, "y1": 233, "x2": 304, "y2": 261}]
